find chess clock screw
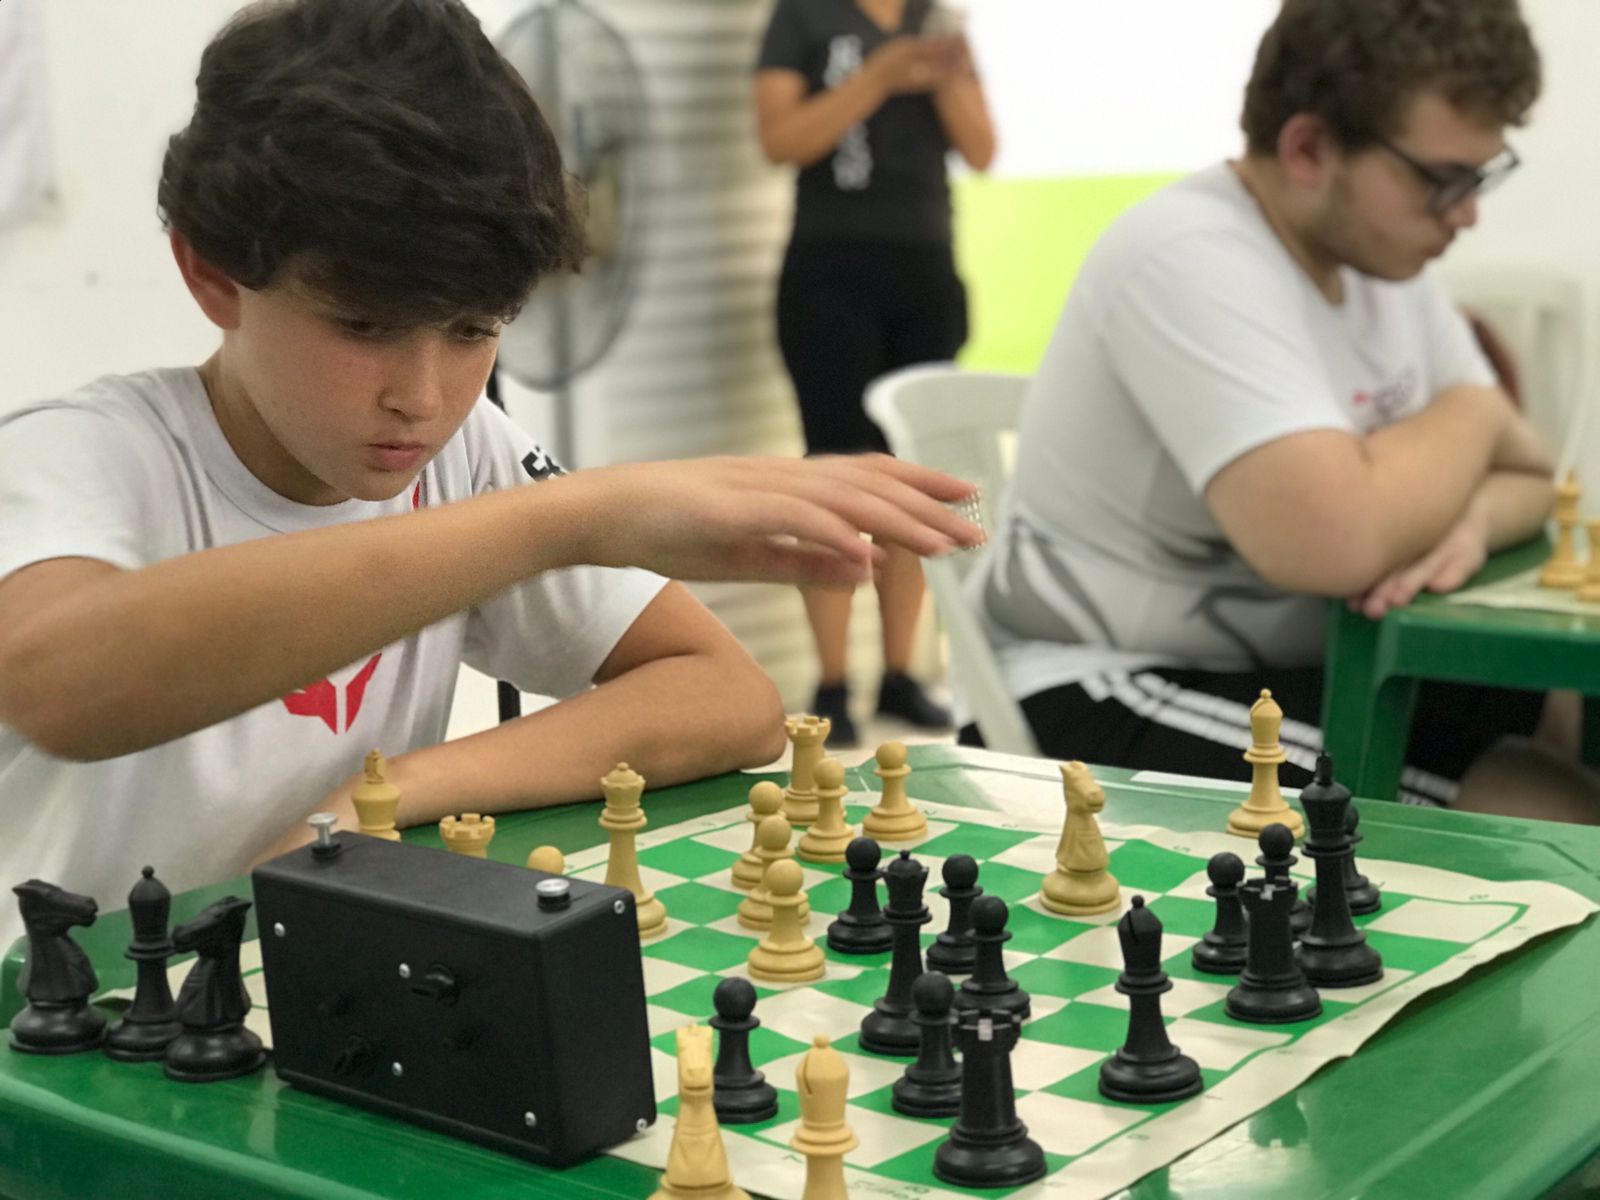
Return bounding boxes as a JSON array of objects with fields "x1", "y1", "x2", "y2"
[
  {"x1": 613, "y1": 899, "x2": 627, "y2": 915},
  {"x1": 398, "y1": 963, "x2": 412, "y2": 980},
  {"x1": 391, "y1": 1062, "x2": 404, "y2": 1078},
  {"x1": 636, "y1": 1118, "x2": 649, "y2": 1132},
  {"x1": 524, "y1": 1112, "x2": 538, "y2": 1128}
]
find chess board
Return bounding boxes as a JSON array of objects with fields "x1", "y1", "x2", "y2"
[
  {"x1": 159, "y1": 755, "x2": 1595, "y2": 1200},
  {"x1": 1443, "y1": 565, "x2": 1600, "y2": 616}
]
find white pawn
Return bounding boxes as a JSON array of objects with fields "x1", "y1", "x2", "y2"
[
  {"x1": 526, "y1": 845, "x2": 565, "y2": 874},
  {"x1": 748, "y1": 860, "x2": 825, "y2": 984},
  {"x1": 732, "y1": 781, "x2": 785, "y2": 890},
  {"x1": 862, "y1": 741, "x2": 926, "y2": 843},
  {"x1": 738, "y1": 815, "x2": 809, "y2": 931},
  {"x1": 798, "y1": 758, "x2": 856, "y2": 864}
]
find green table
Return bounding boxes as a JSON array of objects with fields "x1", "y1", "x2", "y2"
[
  {"x1": 3, "y1": 745, "x2": 1600, "y2": 1199},
  {"x1": 1322, "y1": 535, "x2": 1600, "y2": 801}
]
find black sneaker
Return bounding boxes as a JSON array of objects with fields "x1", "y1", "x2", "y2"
[
  {"x1": 811, "y1": 683, "x2": 860, "y2": 748},
  {"x1": 876, "y1": 671, "x2": 952, "y2": 730}
]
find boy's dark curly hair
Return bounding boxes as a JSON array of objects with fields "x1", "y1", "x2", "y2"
[{"x1": 159, "y1": 0, "x2": 587, "y2": 326}]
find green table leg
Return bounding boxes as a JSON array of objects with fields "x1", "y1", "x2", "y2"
[
  {"x1": 1355, "y1": 674, "x2": 1421, "y2": 802},
  {"x1": 1323, "y1": 605, "x2": 1382, "y2": 782},
  {"x1": 1584, "y1": 698, "x2": 1600, "y2": 769}
]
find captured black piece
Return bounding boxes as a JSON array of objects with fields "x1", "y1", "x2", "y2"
[{"x1": 9, "y1": 879, "x2": 105, "y2": 1055}]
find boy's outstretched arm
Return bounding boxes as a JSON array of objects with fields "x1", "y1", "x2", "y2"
[
  {"x1": 0, "y1": 454, "x2": 980, "y2": 762},
  {"x1": 264, "y1": 581, "x2": 789, "y2": 858}
]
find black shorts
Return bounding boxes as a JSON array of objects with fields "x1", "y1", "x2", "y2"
[
  {"x1": 957, "y1": 666, "x2": 1545, "y2": 807},
  {"x1": 776, "y1": 238, "x2": 968, "y2": 455}
]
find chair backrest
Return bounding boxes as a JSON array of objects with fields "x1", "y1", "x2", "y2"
[
  {"x1": 1444, "y1": 265, "x2": 1590, "y2": 457},
  {"x1": 866, "y1": 364, "x2": 1040, "y2": 756}
]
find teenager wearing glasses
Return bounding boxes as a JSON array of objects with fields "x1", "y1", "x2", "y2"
[{"x1": 968, "y1": 0, "x2": 1580, "y2": 816}]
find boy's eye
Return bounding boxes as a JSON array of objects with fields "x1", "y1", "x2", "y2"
[
  {"x1": 454, "y1": 324, "x2": 500, "y2": 343},
  {"x1": 336, "y1": 317, "x2": 398, "y2": 339}
]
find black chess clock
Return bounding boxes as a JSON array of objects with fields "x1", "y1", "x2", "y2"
[{"x1": 252, "y1": 830, "x2": 655, "y2": 1166}]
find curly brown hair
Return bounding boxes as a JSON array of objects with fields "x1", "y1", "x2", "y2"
[
  {"x1": 158, "y1": 0, "x2": 587, "y2": 326},
  {"x1": 1241, "y1": 0, "x2": 1542, "y2": 155}
]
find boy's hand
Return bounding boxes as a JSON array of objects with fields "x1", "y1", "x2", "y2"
[
  {"x1": 560, "y1": 454, "x2": 983, "y2": 588},
  {"x1": 866, "y1": 36, "x2": 961, "y2": 94},
  {"x1": 1347, "y1": 500, "x2": 1490, "y2": 619}
]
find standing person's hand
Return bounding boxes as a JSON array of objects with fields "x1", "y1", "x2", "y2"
[{"x1": 866, "y1": 36, "x2": 959, "y2": 95}]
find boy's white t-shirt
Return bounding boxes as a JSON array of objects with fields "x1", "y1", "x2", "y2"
[
  {"x1": 970, "y1": 162, "x2": 1495, "y2": 707},
  {"x1": 0, "y1": 367, "x2": 667, "y2": 951}
]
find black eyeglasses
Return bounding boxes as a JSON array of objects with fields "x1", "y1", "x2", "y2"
[{"x1": 1373, "y1": 137, "x2": 1521, "y2": 215}]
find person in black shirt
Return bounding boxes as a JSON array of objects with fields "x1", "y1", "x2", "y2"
[{"x1": 755, "y1": 0, "x2": 995, "y2": 745}]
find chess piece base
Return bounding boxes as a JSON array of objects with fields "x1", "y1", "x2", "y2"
[
  {"x1": 747, "y1": 943, "x2": 825, "y2": 983},
  {"x1": 1098, "y1": 1048, "x2": 1203, "y2": 1104},
  {"x1": 1038, "y1": 881, "x2": 1120, "y2": 916},
  {"x1": 713, "y1": 1080, "x2": 779, "y2": 1125},
  {"x1": 1227, "y1": 809, "x2": 1306, "y2": 840},
  {"x1": 1225, "y1": 979, "x2": 1321, "y2": 1025},
  {"x1": 104, "y1": 1015, "x2": 183, "y2": 1062},
  {"x1": 651, "y1": 1183, "x2": 750, "y2": 1200},
  {"x1": 783, "y1": 795, "x2": 819, "y2": 826},
  {"x1": 1541, "y1": 563, "x2": 1585, "y2": 589},
  {"x1": 1190, "y1": 939, "x2": 1247, "y2": 975},
  {"x1": 637, "y1": 897, "x2": 669, "y2": 940},
  {"x1": 826, "y1": 916, "x2": 893, "y2": 955},
  {"x1": 730, "y1": 858, "x2": 762, "y2": 889},
  {"x1": 861, "y1": 812, "x2": 927, "y2": 843},
  {"x1": 8, "y1": 1002, "x2": 107, "y2": 1055},
  {"x1": 163, "y1": 1024, "x2": 266, "y2": 1082},
  {"x1": 892, "y1": 1068, "x2": 963, "y2": 1118},
  {"x1": 796, "y1": 833, "x2": 852, "y2": 864},
  {"x1": 858, "y1": 1008, "x2": 920, "y2": 1056},
  {"x1": 934, "y1": 1131, "x2": 1046, "y2": 1189},
  {"x1": 924, "y1": 936, "x2": 977, "y2": 975},
  {"x1": 953, "y1": 987, "x2": 1030, "y2": 1023},
  {"x1": 1298, "y1": 941, "x2": 1383, "y2": 988}
]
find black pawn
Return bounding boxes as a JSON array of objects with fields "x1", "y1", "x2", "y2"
[
  {"x1": 1342, "y1": 806, "x2": 1382, "y2": 914},
  {"x1": 1256, "y1": 823, "x2": 1311, "y2": 937},
  {"x1": 859, "y1": 851, "x2": 931, "y2": 1055},
  {"x1": 933, "y1": 1010, "x2": 1045, "y2": 1189},
  {"x1": 1099, "y1": 896, "x2": 1202, "y2": 1103},
  {"x1": 827, "y1": 837, "x2": 894, "y2": 955},
  {"x1": 106, "y1": 867, "x2": 183, "y2": 1061},
  {"x1": 925, "y1": 854, "x2": 982, "y2": 976},
  {"x1": 892, "y1": 972, "x2": 963, "y2": 1117},
  {"x1": 8, "y1": 880, "x2": 106, "y2": 1055},
  {"x1": 953, "y1": 895, "x2": 1031, "y2": 1022},
  {"x1": 709, "y1": 977, "x2": 778, "y2": 1123},
  {"x1": 163, "y1": 896, "x2": 265, "y2": 1082},
  {"x1": 1225, "y1": 879, "x2": 1321, "y2": 1024},
  {"x1": 1190, "y1": 852, "x2": 1248, "y2": 975},
  {"x1": 1295, "y1": 756, "x2": 1383, "y2": 988}
]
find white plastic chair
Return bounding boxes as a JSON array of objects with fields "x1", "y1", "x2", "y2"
[
  {"x1": 866, "y1": 364, "x2": 1041, "y2": 756},
  {"x1": 1444, "y1": 265, "x2": 1590, "y2": 459}
]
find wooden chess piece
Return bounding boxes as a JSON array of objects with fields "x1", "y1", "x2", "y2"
[
  {"x1": 651, "y1": 1024, "x2": 750, "y2": 1200},
  {"x1": 1580, "y1": 517, "x2": 1600, "y2": 602},
  {"x1": 105, "y1": 867, "x2": 182, "y2": 1061},
  {"x1": 351, "y1": 749, "x2": 401, "y2": 840},
  {"x1": 862, "y1": 742, "x2": 927, "y2": 843},
  {"x1": 1040, "y1": 760, "x2": 1121, "y2": 916},
  {"x1": 9, "y1": 880, "x2": 105, "y2": 1054},
  {"x1": 784, "y1": 715, "x2": 831, "y2": 826},
  {"x1": 732, "y1": 781, "x2": 784, "y2": 889},
  {"x1": 798, "y1": 758, "x2": 857, "y2": 864},
  {"x1": 738, "y1": 814, "x2": 809, "y2": 931},
  {"x1": 790, "y1": 1035, "x2": 859, "y2": 1200},
  {"x1": 525, "y1": 845, "x2": 565, "y2": 874},
  {"x1": 439, "y1": 812, "x2": 496, "y2": 858},
  {"x1": 748, "y1": 860, "x2": 825, "y2": 983},
  {"x1": 600, "y1": 763, "x2": 668, "y2": 939},
  {"x1": 1541, "y1": 471, "x2": 1585, "y2": 588},
  {"x1": 1227, "y1": 690, "x2": 1305, "y2": 839}
]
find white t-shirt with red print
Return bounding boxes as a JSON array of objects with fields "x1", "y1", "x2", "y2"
[{"x1": 0, "y1": 367, "x2": 666, "y2": 951}]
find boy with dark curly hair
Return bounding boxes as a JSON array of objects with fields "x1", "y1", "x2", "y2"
[{"x1": 0, "y1": 0, "x2": 981, "y2": 949}]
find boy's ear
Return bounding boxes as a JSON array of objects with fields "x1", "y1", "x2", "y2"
[{"x1": 169, "y1": 231, "x2": 244, "y2": 330}]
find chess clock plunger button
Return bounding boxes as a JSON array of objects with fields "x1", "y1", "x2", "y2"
[{"x1": 536, "y1": 878, "x2": 572, "y2": 910}]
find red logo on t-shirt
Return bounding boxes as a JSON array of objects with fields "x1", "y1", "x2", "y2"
[{"x1": 280, "y1": 654, "x2": 382, "y2": 733}]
